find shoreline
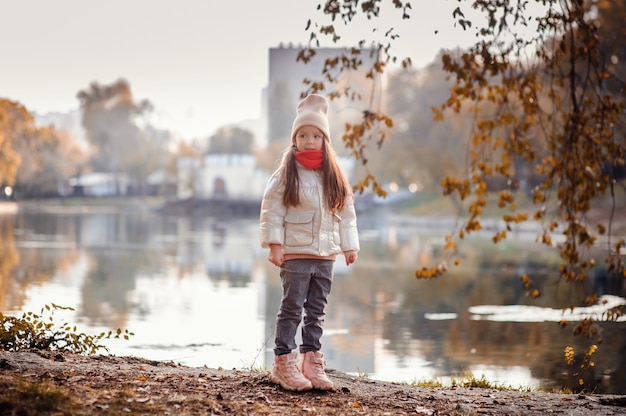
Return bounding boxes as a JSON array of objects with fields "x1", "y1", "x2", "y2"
[{"x1": 1, "y1": 351, "x2": 624, "y2": 415}]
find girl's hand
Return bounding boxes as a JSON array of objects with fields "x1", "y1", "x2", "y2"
[
  {"x1": 268, "y1": 244, "x2": 283, "y2": 267},
  {"x1": 344, "y1": 250, "x2": 358, "y2": 266}
]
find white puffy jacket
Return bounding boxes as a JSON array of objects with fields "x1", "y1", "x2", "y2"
[{"x1": 259, "y1": 166, "x2": 360, "y2": 257}]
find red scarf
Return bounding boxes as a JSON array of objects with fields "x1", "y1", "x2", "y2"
[{"x1": 295, "y1": 149, "x2": 324, "y2": 170}]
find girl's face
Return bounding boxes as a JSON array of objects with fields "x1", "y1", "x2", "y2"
[{"x1": 294, "y1": 125, "x2": 325, "y2": 151}]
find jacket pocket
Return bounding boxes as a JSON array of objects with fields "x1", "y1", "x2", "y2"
[{"x1": 284, "y1": 212, "x2": 315, "y2": 247}]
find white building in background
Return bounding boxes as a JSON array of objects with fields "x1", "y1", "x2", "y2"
[
  {"x1": 176, "y1": 153, "x2": 355, "y2": 202},
  {"x1": 177, "y1": 153, "x2": 269, "y2": 201},
  {"x1": 68, "y1": 173, "x2": 129, "y2": 197}
]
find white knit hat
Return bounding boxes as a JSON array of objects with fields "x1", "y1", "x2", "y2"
[{"x1": 291, "y1": 94, "x2": 331, "y2": 143}]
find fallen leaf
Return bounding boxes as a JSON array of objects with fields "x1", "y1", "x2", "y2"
[{"x1": 414, "y1": 406, "x2": 434, "y2": 416}]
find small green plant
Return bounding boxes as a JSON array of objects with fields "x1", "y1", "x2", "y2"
[
  {"x1": 452, "y1": 371, "x2": 493, "y2": 389},
  {"x1": 0, "y1": 303, "x2": 133, "y2": 355},
  {"x1": 449, "y1": 371, "x2": 532, "y2": 392},
  {"x1": 241, "y1": 364, "x2": 268, "y2": 375},
  {"x1": 350, "y1": 368, "x2": 370, "y2": 379},
  {"x1": 411, "y1": 378, "x2": 444, "y2": 388}
]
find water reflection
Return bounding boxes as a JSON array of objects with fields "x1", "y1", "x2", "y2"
[{"x1": 0, "y1": 206, "x2": 624, "y2": 393}]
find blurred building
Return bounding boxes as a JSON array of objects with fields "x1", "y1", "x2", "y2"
[
  {"x1": 68, "y1": 173, "x2": 129, "y2": 196},
  {"x1": 264, "y1": 44, "x2": 385, "y2": 147},
  {"x1": 176, "y1": 153, "x2": 268, "y2": 201}
]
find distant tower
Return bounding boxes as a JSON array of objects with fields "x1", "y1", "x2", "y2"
[{"x1": 266, "y1": 44, "x2": 383, "y2": 147}]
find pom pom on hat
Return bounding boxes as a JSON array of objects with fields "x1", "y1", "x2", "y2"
[{"x1": 291, "y1": 94, "x2": 331, "y2": 143}]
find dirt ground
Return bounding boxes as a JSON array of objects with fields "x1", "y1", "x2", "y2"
[{"x1": 1, "y1": 351, "x2": 625, "y2": 415}]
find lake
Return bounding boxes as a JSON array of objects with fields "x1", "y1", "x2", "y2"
[{"x1": 1, "y1": 201, "x2": 624, "y2": 393}]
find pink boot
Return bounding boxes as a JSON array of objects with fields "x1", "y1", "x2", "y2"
[
  {"x1": 269, "y1": 351, "x2": 312, "y2": 391},
  {"x1": 300, "y1": 351, "x2": 334, "y2": 390}
]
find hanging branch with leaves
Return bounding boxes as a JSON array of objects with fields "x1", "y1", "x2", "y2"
[{"x1": 303, "y1": 0, "x2": 625, "y2": 315}]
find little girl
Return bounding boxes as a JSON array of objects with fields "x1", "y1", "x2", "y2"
[{"x1": 260, "y1": 94, "x2": 359, "y2": 391}]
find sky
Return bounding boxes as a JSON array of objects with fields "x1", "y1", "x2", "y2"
[{"x1": 1, "y1": 0, "x2": 475, "y2": 141}]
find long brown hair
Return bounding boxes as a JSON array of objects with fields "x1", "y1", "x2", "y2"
[{"x1": 276, "y1": 138, "x2": 351, "y2": 214}]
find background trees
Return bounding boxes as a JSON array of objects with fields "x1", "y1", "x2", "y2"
[
  {"x1": 1, "y1": 78, "x2": 178, "y2": 198},
  {"x1": 77, "y1": 79, "x2": 171, "y2": 195},
  {"x1": 0, "y1": 99, "x2": 85, "y2": 198},
  {"x1": 207, "y1": 127, "x2": 255, "y2": 155},
  {"x1": 14, "y1": 126, "x2": 85, "y2": 197},
  {"x1": 0, "y1": 100, "x2": 23, "y2": 193},
  {"x1": 364, "y1": 54, "x2": 470, "y2": 191}
]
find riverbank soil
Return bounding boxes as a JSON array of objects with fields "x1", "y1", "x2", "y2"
[{"x1": 1, "y1": 351, "x2": 624, "y2": 415}]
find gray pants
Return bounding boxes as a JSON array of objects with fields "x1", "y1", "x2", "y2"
[{"x1": 274, "y1": 259, "x2": 334, "y2": 356}]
